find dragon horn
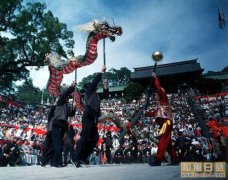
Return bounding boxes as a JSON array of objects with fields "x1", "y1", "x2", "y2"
[
  {"x1": 105, "y1": 16, "x2": 116, "y2": 26},
  {"x1": 110, "y1": 17, "x2": 116, "y2": 26}
]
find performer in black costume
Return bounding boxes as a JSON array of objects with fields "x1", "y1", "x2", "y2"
[
  {"x1": 42, "y1": 82, "x2": 76, "y2": 167},
  {"x1": 73, "y1": 66, "x2": 106, "y2": 168},
  {"x1": 41, "y1": 105, "x2": 55, "y2": 167},
  {"x1": 63, "y1": 124, "x2": 76, "y2": 166}
]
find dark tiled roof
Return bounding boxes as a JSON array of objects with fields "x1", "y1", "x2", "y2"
[
  {"x1": 203, "y1": 72, "x2": 228, "y2": 80},
  {"x1": 131, "y1": 59, "x2": 204, "y2": 79}
]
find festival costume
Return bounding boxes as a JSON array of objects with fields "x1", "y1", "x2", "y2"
[
  {"x1": 63, "y1": 125, "x2": 75, "y2": 166},
  {"x1": 149, "y1": 76, "x2": 178, "y2": 166},
  {"x1": 73, "y1": 73, "x2": 102, "y2": 167},
  {"x1": 44, "y1": 20, "x2": 122, "y2": 167},
  {"x1": 42, "y1": 85, "x2": 75, "y2": 167},
  {"x1": 41, "y1": 106, "x2": 56, "y2": 167}
]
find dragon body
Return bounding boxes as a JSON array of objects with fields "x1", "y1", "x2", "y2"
[{"x1": 47, "y1": 20, "x2": 122, "y2": 96}]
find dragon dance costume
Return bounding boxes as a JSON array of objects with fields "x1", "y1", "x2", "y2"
[
  {"x1": 43, "y1": 20, "x2": 121, "y2": 166},
  {"x1": 46, "y1": 19, "x2": 122, "y2": 97}
]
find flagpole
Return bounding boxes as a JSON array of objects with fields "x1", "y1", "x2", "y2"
[{"x1": 218, "y1": 4, "x2": 227, "y2": 45}]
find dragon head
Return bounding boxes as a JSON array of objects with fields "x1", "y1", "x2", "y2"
[
  {"x1": 94, "y1": 21, "x2": 122, "y2": 41},
  {"x1": 78, "y1": 19, "x2": 122, "y2": 42}
]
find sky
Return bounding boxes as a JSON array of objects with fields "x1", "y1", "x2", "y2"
[{"x1": 25, "y1": 0, "x2": 228, "y2": 89}]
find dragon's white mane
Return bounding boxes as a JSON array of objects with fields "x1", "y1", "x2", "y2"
[{"x1": 77, "y1": 19, "x2": 100, "y2": 32}]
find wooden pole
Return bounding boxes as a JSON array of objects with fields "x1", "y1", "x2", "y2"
[{"x1": 103, "y1": 39, "x2": 106, "y2": 66}]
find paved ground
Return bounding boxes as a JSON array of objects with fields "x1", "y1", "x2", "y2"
[{"x1": 0, "y1": 163, "x2": 227, "y2": 180}]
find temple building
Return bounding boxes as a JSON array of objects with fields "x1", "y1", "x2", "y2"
[{"x1": 131, "y1": 59, "x2": 204, "y2": 93}]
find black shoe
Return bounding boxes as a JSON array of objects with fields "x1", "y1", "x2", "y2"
[
  {"x1": 41, "y1": 163, "x2": 46, "y2": 167},
  {"x1": 72, "y1": 161, "x2": 82, "y2": 168},
  {"x1": 53, "y1": 165, "x2": 64, "y2": 168},
  {"x1": 76, "y1": 162, "x2": 82, "y2": 168},
  {"x1": 80, "y1": 160, "x2": 90, "y2": 166},
  {"x1": 148, "y1": 157, "x2": 161, "y2": 166},
  {"x1": 41, "y1": 160, "x2": 46, "y2": 167}
]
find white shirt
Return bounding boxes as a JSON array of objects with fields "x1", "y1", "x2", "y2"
[{"x1": 151, "y1": 147, "x2": 158, "y2": 155}]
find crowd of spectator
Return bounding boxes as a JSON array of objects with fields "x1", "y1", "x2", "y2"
[{"x1": 0, "y1": 91, "x2": 227, "y2": 167}]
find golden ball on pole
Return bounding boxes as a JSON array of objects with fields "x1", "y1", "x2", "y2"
[{"x1": 152, "y1": 51, "x2": 163, "y2": 62}]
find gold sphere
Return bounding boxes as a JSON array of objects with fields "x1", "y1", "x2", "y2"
[{"x1": 152, "y1": 51, "x2": 163, "y2": 62}]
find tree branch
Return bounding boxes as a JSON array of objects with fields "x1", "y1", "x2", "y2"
[{"x1": 21, "y1": 43, "x2": 30, "y2": 62}]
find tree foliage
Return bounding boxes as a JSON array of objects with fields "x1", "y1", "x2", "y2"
[
  {"x1": 0, "y1": 0, "x2": 74, "y2": 94},
  {"x1": 221, "y1": 66, "x2": 228, "y2": 72},
  {"x1": 78, "y1": 67, "x2": 131, "y2": 89},
  {"x1": 15, "y1": 78, "x2": 52, "y2": 105},
  {"x1": 15, "y1": 78, "x2": 41, "y2": 104},
  {"x1": 104, "y1": 67, "x2": 131, "y2": 86},
  {"x1": 124, "y1": 82, "x2": 144, "y2": 103}
]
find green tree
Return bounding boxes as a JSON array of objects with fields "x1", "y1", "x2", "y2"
[
  {"x1": 78, "y1": 67, "x2": 131, "y2": 89},
  {"x1": 15, "y1": 78, "x2": 41, "y2": 104},
  {"x1": 124, "y1": 82, "x2": 144, "y2": 103},
  {"x1": 0, "y1": 0, "x2": 74, "y2": 94},
  {"x1": 105, "y1": 67, "x2": 131, "y2": 86},
  {"x1": 221, "y1": 66, "x2": 228, "y2": 72},
  {"x1": 77, "y1": 73, "x2": 98, "y2": 90}
]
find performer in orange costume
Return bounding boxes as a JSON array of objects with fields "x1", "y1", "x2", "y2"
[{"x1": 149, "y1": 72, "x2": 178, "y2": 166}]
